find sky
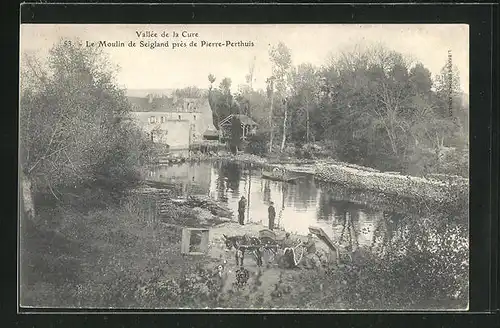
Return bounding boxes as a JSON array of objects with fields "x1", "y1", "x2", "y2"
[{"x1": 20, "y1": 24, "x2": 469, "y2": 94}]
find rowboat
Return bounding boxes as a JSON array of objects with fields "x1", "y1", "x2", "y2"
[
  {"x1": 262, "y1": 166, "x2": 302, "y2": 183},
  {"x1": 261, "y1": 166, "x2": 302, "y2": 183}
]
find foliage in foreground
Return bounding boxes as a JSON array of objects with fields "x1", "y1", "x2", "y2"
[
  {"x1": 291, "y1": 213, "x2": 469, "y2": 310},
  {"x1": 22, "y1": 190, "x2": 468, "y2": 310}
]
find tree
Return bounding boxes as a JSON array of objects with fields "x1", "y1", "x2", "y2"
[
  {"x1": 20, "y1": 39, "x2": 153, "y2": 207},
  {"x1": 175, "y1": 86, "x2": 203, "y2": 98},
  {"x1": 312, "y1": 66, "x2": 342, "y2": 142},
  {"x1": 367, "y1": 47, "x2": 415, "y2": 159},
  {"x1": 266, "y1": 76, "x2": 276, "y2": 153},
  {"x1": 409, "y1": 63, "x2": 433, "y2": 97},
  {"x1": 208, "y1": 76, "x2": 239, "y2": 128},
  {"x1": 268, "y1": 42, "x2": 293, "y2": 152},
  {"x1": 289, "y1": 63, "x2": 321, "y2": 144},
  {"x1": 208, "y1": 74, "x2": 217, "y2": 126},
  {"x1": 234, "y1": 86, "x2": 268, "y2": 120},
  {"x1": 208, "y1": 73, "x2": 216, "y2": 88},
  {"x1": 321, "y1": 45, "x2": 420, "y2": 167}
]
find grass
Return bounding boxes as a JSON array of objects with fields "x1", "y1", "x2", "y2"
[
  {"x1": 20, "y1": 195, "x2": 215, "y2": 308},
  {"x1": 20, "y1": 194, "x2": 341, "y2": 309}
]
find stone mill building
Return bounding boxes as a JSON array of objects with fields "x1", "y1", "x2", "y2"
[{"x1": 127, "y1": 89, "x2": 217, "y2": 150}]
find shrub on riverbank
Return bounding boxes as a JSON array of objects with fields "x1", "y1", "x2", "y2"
[
  {"x1": 282, "y1": 216, "x2": 469, "y2": 310},
  {"x1": 246, "y1": 131, "x2": 269, "y2": 156},
  {"x1": 21, "y1": 194, "x2": 288, "y2": 308},
  {"x1": 20, "y1": 42, "x2": 158, "y2": 307},
  {"x1": 20, "y1": 39, "x2": 155, "y2": 213},
  {"x1": 20, "y1": 192, "x2": 200, "y2": 307}
]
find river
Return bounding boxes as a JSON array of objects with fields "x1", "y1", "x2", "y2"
[
  {"x1": 146, "y1": 159, "x2": 469, "y2": 309},
  {"x1": 146, "y1": 160, "x2": 468, "y2": 256}
]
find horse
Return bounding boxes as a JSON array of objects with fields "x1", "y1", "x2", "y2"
[
  {"x1": 222, "y1": 234, "x2": 264, "y2": 267},
  {"x1": 222, "y1": 234, "x2": 282, "y2": 267}
]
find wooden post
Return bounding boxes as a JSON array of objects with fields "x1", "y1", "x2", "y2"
[
  {"x1": 20, "y1": 171, "x2": 35, "y2": 221},
  {"x1": 280, "y1": 98, "x2": 288, "y2": 152}
]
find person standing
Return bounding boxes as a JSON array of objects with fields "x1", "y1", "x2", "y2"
[
  {"x1": 268, "y1": 201, "x2": 276, "y2": 230},
  {"x1": 238, "y1": 196, "x2": 246, "y2": 225}
]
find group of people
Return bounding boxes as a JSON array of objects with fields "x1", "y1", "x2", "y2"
[
  {"x1": 237, "y1": 196, "x2": 276, "y2": 230},
  {"x1": 236, "y1": 195, "x2": 326, "y2": 269}
]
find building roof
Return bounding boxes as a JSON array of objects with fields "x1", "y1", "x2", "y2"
[
  {"x1": 128, "y1": 95, "x2": 209, "y2": 113},
  {"x1": 236, "y1": 114, "x2": 258, "y2": 126},
  {"x1": 219, "y1": 114, "x2": 258, "y2": 127}
]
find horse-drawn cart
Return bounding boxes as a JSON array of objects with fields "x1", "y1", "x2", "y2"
[{"x1": 222, "y1": 229, "x2": 307, "y2": 268}]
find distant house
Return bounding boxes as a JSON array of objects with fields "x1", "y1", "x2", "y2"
[
  {"x1": 127, "y1": 89, "x2": 217, "y2": 150},
  {"x1": 218, "y1": 114, "x2": 258, "y2": 141}
]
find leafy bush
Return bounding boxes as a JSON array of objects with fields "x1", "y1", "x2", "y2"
[
  {"x1": 283, "y1": 216, "x2": 469, "y2": 310},
  {"x1": 20, "y1": 39, "x2": 155, "y2": 205},
  {"x1": 21, "y1": 193, "x2": 193, "y2": 308},
  {"x1": 246, "y1": 132, "x2": 269, "y2": 155},
  {"x1": 439, "y1": 148, "x2": 469, "y2": 177}
]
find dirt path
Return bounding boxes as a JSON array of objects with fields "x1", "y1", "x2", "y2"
[{"x1": 205, "y1": 221, "x2": 329, "y2": 306}]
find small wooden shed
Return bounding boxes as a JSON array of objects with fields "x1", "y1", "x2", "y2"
[{"x1": 218, "y1": 114, "x2": 258, "y2": 141}]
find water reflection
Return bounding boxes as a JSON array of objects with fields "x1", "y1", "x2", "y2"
[
  {"x1": 336, "y1": 209, "x2": 360, "y2": 252},
  {"x1": 263, "y1": 180, "x2": 271, "y2": 204},
  {"x1": 146, "y1": 160, "x2": 468, "y2": 307},
  {"x1": 317, "y1": 193, "x2": 334, "y2": 220},
  {"x1": 218, "y1": 161, "x2": 242, "y2": 195},
  {"x1": 149, "y1": 162, "x2": 212, "y2": 196},
  {"x1": 148, "y1": 160, "x2": 466, "y2": 254}
]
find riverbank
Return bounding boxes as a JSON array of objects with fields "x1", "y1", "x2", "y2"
[
  {"x1": 151, "y1": 150, "x2": 468, "y2": 211},
  {"x1": 129, "y1": 184, "x2": 348, "y2": 307},
  {"x1": 155, "y1": 151, "x2": 268, "y2": 165},
  {"x1": 154, "y1": 150, "x2": 316, "y2": 168},
  {"x1": 21, "y1": 177, "x2": 468, "y2": 310},
  {"x1": 315, "y1": 162, "x2": 469, "y2": 210},
  {"x1": 315, "y1": 180, "x2": 467, "y2": 219},
  {"x1": 20, "y1": 185, "x2": 343, "y2": 309}
]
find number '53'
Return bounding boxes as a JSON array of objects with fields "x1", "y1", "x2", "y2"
[{"x1": 64, "y1": 40, "x2": 72, "y2": 46}]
